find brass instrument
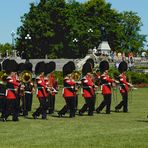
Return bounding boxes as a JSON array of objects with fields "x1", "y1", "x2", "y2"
[
  {"x1": 19, "y1": 70, "x2": 32, "y2": 83},
  {"x1": 71, "y1": 71, "x2": 81, "y2": 81},
  {"x1": 0, "y1": 71, "x2": 8, "y2": 82}
]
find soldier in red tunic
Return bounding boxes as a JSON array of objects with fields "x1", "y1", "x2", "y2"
[
  {"x1": 17, "y1": 63, "x2": 25, "y2": 114},
  {"x1": 32, "y1": 61, "x2": 48, "y2": 119},
  {"x1": 21, "y1": 61, "x2": 34, "y2": 116},
  {"x1": 115, "y1": 61, "x2": 133, "y2": 112},
  {"x1": 79, "y1": 62, "x2": 96, "y2": 116},
  {"x1": 46, "y1": 61, "x2": 57, "y2": 114},
  {"x1": 58, "y1": 61, "x2": 76, "y2": 118},
  {"x1": 2, "y1": 59, "x2": 20, "y2": 121},
  {"x1": 96, "y1": 60, "x2": 118, "y2": 114}
]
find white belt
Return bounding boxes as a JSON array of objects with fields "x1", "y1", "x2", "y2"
[{"x1": 25, "y1": 91, "x2": 32, "y2": 94}]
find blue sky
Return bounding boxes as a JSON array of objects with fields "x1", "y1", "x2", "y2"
[{"x1": 0, "y1": 0, "x2": 147, "y2": 47}]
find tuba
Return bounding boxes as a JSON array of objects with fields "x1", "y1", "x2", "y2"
[
  {"x1": 71, "y1": 71, "x2": 81, "y2": 81},
  {"x1": 0, "y1": 71, "x2": 8, "y2": 82},
  {"x1": 20, "y1": 70, "x2": 32, "y2": 83}
]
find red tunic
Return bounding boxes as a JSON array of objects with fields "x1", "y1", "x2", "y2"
[
  {"x1": 101, "y1": 74, "x2": 114, "y2": 95},
  {"x1": 48, "y1": 73, "x2": 54, "y2": 87},
  {"x1": 81, "y1": 74, "x2": 95, "y2": 98},
  {"x1": 36, "y1": 75, "x2": 48, "y2": 98},
  {"x1": 48, "y1": 73, "x2": 57, "y2": 96},
  {"x1": 6, "y1": 76, "x2": 20, "y2": 100},
  {"x1": 63, "y1": 77, "x2": 76, "y2": 98},
  {"x1": 119, "y1": 73, "x2": 129, "y2": 93}
]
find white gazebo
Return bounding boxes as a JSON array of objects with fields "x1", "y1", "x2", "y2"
[{"x1": 97, "y1": 41, "x2": 111, "y2": 56}]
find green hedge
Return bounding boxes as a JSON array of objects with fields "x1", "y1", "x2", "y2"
[
  {"x1": 134, "y1": 66, "x2": 148, "y2": 69},
  {"x1": 54, "y1": 71, "x2": 63, "y2": 85},
  {"x1": 109, "y1": 67, "x2": 148, "y2": 84},
  {"x1": 126, "y1": 72, "x2": 148, "y2": 84}
]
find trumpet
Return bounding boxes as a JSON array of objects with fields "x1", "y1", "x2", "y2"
[{"x1": 19, "y1": 70, "x2": 32, "y2": 83}]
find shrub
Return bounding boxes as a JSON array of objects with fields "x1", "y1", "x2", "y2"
[
  {"x1": 108, "y1": 67, "x2": 148, "y2": 84},
  {"x1": 54, "y1": 71, "x2": 63, "y2": 85}
]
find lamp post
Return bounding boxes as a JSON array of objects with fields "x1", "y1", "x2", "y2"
[
  {"x1": 23, "y1": 33, "x2": 31, "y2": 59},
  {"x1": 25, "y1": 33, "x2": 31, "y2": 40},
  {"x1": 72, "y1": 38, "x2": 79, "y2": 57},
  {"x1": 11, "y1": 30, "x2": 15, "y2": 49},
  {"x1": 11, "y1": 30, "x2": 16, "y2": 58},
  {"x1": 73, "y1": 38, "x2": 78, "y2": 43},
  {"x1": 88, "y1": 28, "x2": 93, "y2": 33},
  {"x1": 87, "y1": 28, "x2": 93, "y2": 50}
]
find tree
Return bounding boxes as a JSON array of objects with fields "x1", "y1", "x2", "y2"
[
  {"x1": 116, "y1": 11, "x2": 146, "y2": 54},
  {"x1": 0, "y1": 43, "x2": 12, "y2": 57},
  {"x1": 15, "y1": 0, "x2": 146, "y2": 58}
]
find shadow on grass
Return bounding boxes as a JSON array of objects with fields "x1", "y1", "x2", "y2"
[
  {"x1": 111, "y1": 110, "x2": 130, "y2": 113},
  {"x1": 51, "y1": 114, "x2": 70, "y2": 118},
  {"x1": 136, "y1": 119, "x2": 148, "y2": 123}
]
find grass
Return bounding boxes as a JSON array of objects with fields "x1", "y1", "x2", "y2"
[{"x1": 0, "y1": 88, "x2": 148, "y2": 148}]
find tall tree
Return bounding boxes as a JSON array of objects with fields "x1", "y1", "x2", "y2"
[
  {"x1": 117, "y1": 11, "x2": 146, "y2": 54},
  {"x1": 15, "y1": 0, "x2": 146, "y2": 58},
  {"x1": 0, "y1": 43, "x2": 12, "y2": 57}
]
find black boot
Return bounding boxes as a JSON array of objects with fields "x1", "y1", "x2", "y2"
[
  {"x1": 115, "y1": 108, "x2": 119, "y2": 112},
  {"x1": 32, "y1": 113, "x2": 38, "y2": 119},
  {"x1": 96, "y1": 108, "x2": 101, "y2": 114},
  {"x1": 0, "y1": 118, "x2": 6, "y2": 122},
  {"x1": 78, "y1": 110, "x2": 83, "y2": 116},
  {"x1": 58, "y1": 112, "x2": 63, "y2": 118}
]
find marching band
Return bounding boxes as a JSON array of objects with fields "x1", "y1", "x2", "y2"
[{"x1": 0, "y1": 58, "x2": 134, "y2": 121}]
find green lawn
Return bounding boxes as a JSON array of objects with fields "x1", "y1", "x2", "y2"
[{"x1": 0, "y1": 88, "x2": 148, "y2": 148}]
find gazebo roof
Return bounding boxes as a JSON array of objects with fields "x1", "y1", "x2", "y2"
[{"x1": 98, "y1": 41, "x2": 111, "y2": 51}]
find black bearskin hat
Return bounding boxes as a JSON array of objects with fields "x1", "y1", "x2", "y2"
[
  {"x1": 86, "y1": 58, "x2": 94, "y2": 69},
  {"x1": 45, "y1": 61, "x2": 56, "y2": 75},
  {"x1": 2, "y1": 59, "x2": 10, "y2": 71},
  {"x1": 66, "y1": 61, "x2": 75, "y2": 72},
  {"x1": 35, "y1": 61, "x2": 45, "y2": 75},
  {"x1": 44, "y1": 63, "x2": 50, "y2": 75},
  {"x1": 11, "y1": 60, "x2": 18, "y2": 72},
  {"x1": 18, "y1": 63, "x2": 25, "y2": 73},
  {"x1": 49, "y1": 61, "x2": 56, "y2": 72},
  {"x1": 82, "y1": 62, "x2": 92, "y2": 76},
  {"x1": 99, "y1": 60, "x2": 109, "y2": 73},
  {"x1": 63, "y1": 62, "x2": 74, "y2": 77},
  {"x1": 6, "y1": 60, "x2": 18, "y2": 73},
  {"x1": 118, "y1": 61, "x2": 128, "y2": 73},
  {"x1": 24, "y1": 62, "x2": 33, "y2": 72}
]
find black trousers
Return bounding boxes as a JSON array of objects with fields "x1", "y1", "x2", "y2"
[
  {"x1": 27, "y1": 93, "x2": 33, "y2": 111},
  {"x1": 59, "y1": 97, "x2": 75, "y2": 117},
  {"x1": 4, "y1": 99, "x2": 19, "y2": 121},
  {"x1": 33, "y1": 98, "x2": 48, "y2": 119},
  {"x1": 115, "y1": 92, "x2": 128, "y2": 112},
  {"x1": 79, "y1": 97, "x2": 95, "y2": 115},
  {"x1": 96, "y1": 94, "x2": 112, "y2": 114},
  {"x1": 47, "y1": 94, "x2": 55, "y2": 114},
  {"x1": 74, "y1": 94, "x2": 78, "y2": 111},
  {"x1": 22, "y1": 93, "x2": 33, "y2": 116},
  {"x1": 93, "y1": 94, "x2": 96, "y2": 111},
  {"x1": 0, "y1": 97, "x2": 6, "y2": 118}
]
